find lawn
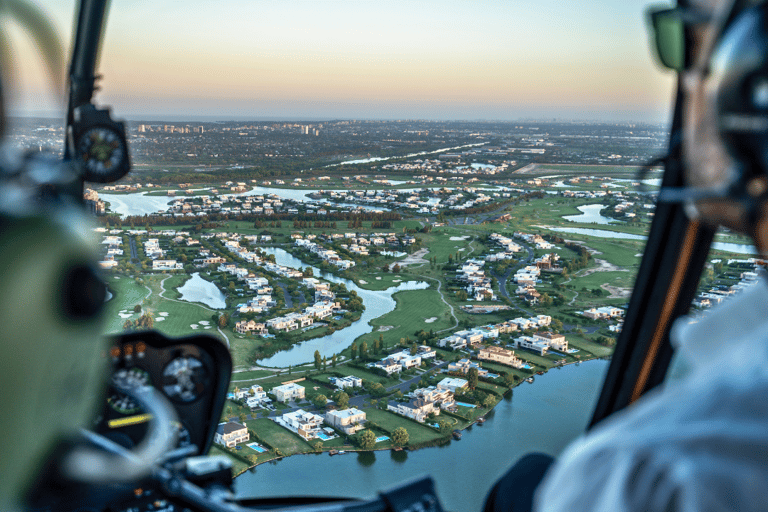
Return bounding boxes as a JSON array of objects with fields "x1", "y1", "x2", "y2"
[
  {"x1": 362, "y1": 408, "x2": 441, "y2": 445},
  {"x1": 570, "y1": 270, "x2": 635, "y2": 290},
  {"x1": 104, "y1": 273, "x2": 226, "y2": 340},
  {"x1": 355, "y1": 288, "x2": 454, "y2": 349},
  {"x1": 246, "y1": 418, "x2": 314, "y2": 456}
]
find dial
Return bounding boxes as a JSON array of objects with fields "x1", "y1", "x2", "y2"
[
  {"x1": 77, "y1": 125, "x2": 129, "y2": 182},
  {"x1": 162, "y1": 356, "x2": 209, "y2": 403},
  {"x1": 108, "y1": 367, "x2": 152, "y2": 414}
]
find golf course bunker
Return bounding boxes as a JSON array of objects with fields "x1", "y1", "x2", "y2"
[
  {"x1": 378, "y1": 325, "x2": 394, "y2": 332},
  {"x1": 450, "y1": 236, "x2": 469, "y2": 241},
  {"x1": 424, "y1": 317, "x2": 437, "y2": 323}
]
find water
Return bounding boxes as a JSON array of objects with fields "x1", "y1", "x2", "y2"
[
  {"x1": 379, "y1": 250, "x2": 407, "y2": 258},
  {"x1": 235, "y1": 359, "x2": 609, "y2": 512},
  {"x1": 101, "y1": 186, "x2": 388, "y2": 217},
  {"x1": 456, "y1": 163, "x2": 495, "y2": 170},
  {"x1": 256, "y1": 248, "x2": 428, "y2": 367},
  {"x1": 543, "y1": 227, "x2": 759, "y2": 255},
  {"x1": 329, "y1": 143, "x2": 488, "y2": 166},
  {"x1": 562, "y1": 204, "x2": 617, "y2": 225},
  {"x1": 177, "y1": 272, "x2": 227, "y2": 309},
  {"x1": 100, "y1": 192, "x2": 175, "y2": 217}
]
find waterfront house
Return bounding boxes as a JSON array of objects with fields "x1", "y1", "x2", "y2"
[
  {"x1": 214, "y1": 422, "x2": 249, "y2": 448},
  {"x1": 325, "y1": 408, "x2": 366, "y2": 435}
]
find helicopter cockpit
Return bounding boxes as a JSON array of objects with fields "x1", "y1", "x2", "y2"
[{"x1": 2, "y1": 0, "x2": 767, "y2": 511}]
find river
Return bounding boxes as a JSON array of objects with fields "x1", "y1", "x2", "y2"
[
  {"x1": 328, "y1": 143, "x2": 488, "y2": 166},
  {"x1": 235, "y1": 359, "x2": 609, "y2": 512},
  {"x1": 542, "y1": 226, "x2": 759, "y2": 255},
  {"x1": 256, "y1": 247, "x2": 428, "y2": 367}
]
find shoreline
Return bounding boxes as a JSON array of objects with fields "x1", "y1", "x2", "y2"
[{"x1": 229, "y1": 354, "x2": 605, "y2": 477}]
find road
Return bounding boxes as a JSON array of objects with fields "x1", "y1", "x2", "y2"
[{"x1": 129, "y1": 236, "x2": 139, "y2": 263}]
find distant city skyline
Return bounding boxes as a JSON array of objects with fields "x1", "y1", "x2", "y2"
[{"x1": 8, "y1": 0, "x2": 676, "y2": 124}]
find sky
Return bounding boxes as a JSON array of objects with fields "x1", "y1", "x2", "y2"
[{"x1": 6, "y1": 0, "x2": 676, "y2": 123}]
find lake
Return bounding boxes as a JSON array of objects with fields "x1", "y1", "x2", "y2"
[
  {"x1": 256, "y1": 247, "x2": 428, "y2": 367},
  {"x1": 235, "y1": 359, "x2": 609, "y2": 512},
  {"x1": 177, "y1": 272, "x2": 227, "y2": 309},
  {"x1": 562, "y1": 204, "x2": 617, "y2": 225},
  {"x1": 542, "y1": 226, "x2": 759, "y2": 255}
]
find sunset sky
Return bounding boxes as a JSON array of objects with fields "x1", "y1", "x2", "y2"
[{"x1": 9, "y1": 0, "x2": 676, "y2": 122}]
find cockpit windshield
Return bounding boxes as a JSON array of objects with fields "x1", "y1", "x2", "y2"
[{"x1": 6, "y1": 1, "x2": 761, "y2": 510}]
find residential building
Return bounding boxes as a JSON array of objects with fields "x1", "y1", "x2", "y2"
[
  {"x1": 214, "y1": 422, "x2": 249, "y2": 448},
  {"x1": 478, "y1": 345, "x2": 524, "y2": 368},
  {"x1": 276, "y1": 409, "x2": 324, "y2": 440},
  {"x1": 387, "y1": 397, "x2": 439, "y2": 423},
  {"x1": 325, "y1": 408, "x2": 366, "y2": 435},
  {"x1": 437, "y1": 377, "x2": 468, "y2": 392},
  {"x1": 330, "y1": 376, "x2": 363, "y2": 389},
  {"x1": 273, "y1": 383, "x2": 305, "y2": 403}
]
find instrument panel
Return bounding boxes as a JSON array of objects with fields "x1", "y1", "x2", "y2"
[{"x1": 96, "y1": 331, "x2": 231, "y2": 457}]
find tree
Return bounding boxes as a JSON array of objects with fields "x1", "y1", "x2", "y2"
[
  {"x1": 332, "y1": 354, "x2": 337, "y2": 368},
  {"x1": 359, "y1": 429, "x2": 377, "y2": 450},
  {"x1": 483, "y1": 395, "x2": 495, "y2": 408},
  {"x1": 350, "y1": 342, "x2": 358, "y2": 360},
  {"x1": 410, "y1": 342, "x2": 418, "y2": 355},
  {"x1": 248, "y1": 454, "x2": 259, "y2": 464},
  {"x1": 382, "y1": 264, "x2": 389, "y2": 273},
  {"x1": 436, "y1": 418, "x2": 452, "y2": 435},
  {"x1": 303, "y1": 267, "x2": 313, "y2": 277},
  {"x1": 322, "y1": 355, "x2": 327, "y2": 371},
  {"x1": 391, "y1": 427, "x2": 409, "y2": 447},
  {"x1": 312, "y1": 394, "x2": 327, "y2": 409},
  {"x1": 392, "y1": 264, "x2": 401, "y2": 273},
  {"x1": 229, "y1": 281, "x2": 235, "y2": 291},
  {"x1": 360, "y1": 341, "x2": 369, "y2": 360},
  {"x1": 138, "y1": 311, "x2": 154, "y2": 329},
  {"x1": 334, "y1": 391, "x2": 350, "y2": 410},
  {"x1": 468, "y1": 367, "x2": 479, "y2": 390},
  {"x1": 314, "y1": 350, "x2": 322, "y2": 370},
  {"x1": 239, "y1": 412, "x2": 247, "y2": 423},
  {"x1": 122, "y1": 319, "x2": 133, "y2": 331},
  {"x1": 313, "y1": 441, "x2": 323, "y2": 452},
  {"x1": 218, "y1": 313, "x2": 229, "y2": 328},
  {"x1": 133, "y1": 304, "x2": 142, "y2": 313}
]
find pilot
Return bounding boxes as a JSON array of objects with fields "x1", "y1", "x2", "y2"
[
  {"x1": 486, "y1": 0, "x2": 768, "y2": 511},
  {"x1": 533, "y1": 0, "x2": 768, "y2": 511}
]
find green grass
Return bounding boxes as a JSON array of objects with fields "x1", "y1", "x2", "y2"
[
  {"x1": 570, "y1": 270, "x2": 635, "y2": 290},
  {"x1": 362, "y1": 408, "x2": 441, "y2": 445},
  {"x1": 104, "y1": 273, "x2": 226, "y2": 340},
  {"x1": 355, "y1": 288, "x2": 454, "y2": 349},
  {"x1": 246, "y1": 418, "x2": 314, "y2": 455}
]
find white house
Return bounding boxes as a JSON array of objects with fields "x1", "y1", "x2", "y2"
[
  {"x1": 325, "y1": 408, "x2": 366, "y2": 435},
  {"x1": 214, "y1": 422, "x2": 249, "y2": 448},
  {"x1": 273, "y1": 383, "x2": 305, "y2": 403}
]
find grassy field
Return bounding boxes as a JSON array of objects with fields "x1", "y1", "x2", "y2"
[
  {"x1": 363, "y1": 408, "x2": 441, "y2": 445},
  {"x1": 104, "y1": 273, "x2": 225, "y2": 340},
  {"x1": 355, "y1": 288, "x2": 454, "y2": 349},
  {"x1": 246, "y1": 418, "x2": 314, "y2": 455}
]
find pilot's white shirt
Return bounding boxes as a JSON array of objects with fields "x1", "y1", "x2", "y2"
[{"x1": 535, "y1": 277, "x2": 768, "y2": 512}]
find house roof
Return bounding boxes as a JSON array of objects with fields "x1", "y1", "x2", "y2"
[{"x1": 217, "y1": 422, "x2": 246, "y2": 435}]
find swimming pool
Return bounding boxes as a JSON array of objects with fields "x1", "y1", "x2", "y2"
[
  {"x1": 375, "y1": 436, "x2": 389, "y2": 443},
  {"x1": 455, "y1": 402, "x2": 477, "y2": 408},
  {"x1": 316, "y1": 433, "x2": 332, "y2": 441},
  {"x1": 246, "y1": 442, "x2": 266, "y2": 453}
]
